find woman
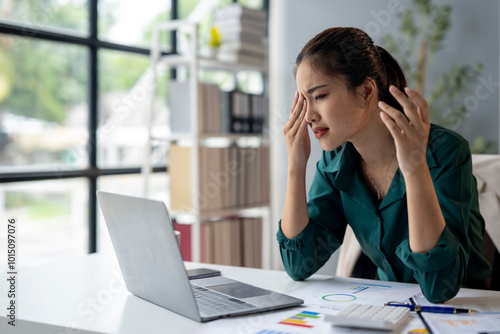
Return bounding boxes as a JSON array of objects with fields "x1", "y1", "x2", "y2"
[{"x1": 277, "y1": 27, "x2": 491, "y2": 303}]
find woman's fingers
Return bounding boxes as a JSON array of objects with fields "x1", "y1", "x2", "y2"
[
  {"x1": 290, "y1": 91, "x2": 299, "y2": 114},
  {"x1": 290, "y1": 96, "x2": 308, "y2": 136},
  {"x1": 379, "y1": 109, "x2": 404, "y2": 142},
  {"x1": 284, "y1": 92, "x2": 301, "y2": 131},
  {"x1": 296, "y1": 100, "x2": 309, "y2": 134},
  {"x1": 378, "y1": 100, "x2": 411, "y2": 134},
  {"x1": 292, "y1": 92, "x2": 305, "y2": 116},
  {"x1": 404, "y1": 87, "x2": 429, "y2": 124},
  {"x1": 388, "y1": 86, "x2": 421, "y2": 126},
  {"x1": 284, "y1": 92, "x2": 307, "y2": 137}
]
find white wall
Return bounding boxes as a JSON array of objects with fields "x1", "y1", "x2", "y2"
[{"x1": 270, "y1": 0, "x2": 499, "y2": 274}]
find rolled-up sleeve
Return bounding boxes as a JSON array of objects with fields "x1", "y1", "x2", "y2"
[
  {"x1": 396, "y1": 227, "x2": 465, "y2": 302},
  {"x1": 396, "y1": 132, "x2": 486, "y2": 303},
  {"x1": 277, "y1": 152, "x2": 347, "y2": 281}
]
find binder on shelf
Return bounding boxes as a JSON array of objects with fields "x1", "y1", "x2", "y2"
[
  {"x1": 230, "y1": 218, "x2": 242, "y2": 266},
  {"x1": 213, "y1": 219, "x2": 225, "y2": 264},
  {"x1": 220, "y1": 90, "x2": 233, "y2": 133},
  {"x1": 170, "y1": 144, "x2": 192, "y2": 211},
  {"x1": 200, "y1": 222, "x2": 214, "y2": 263},
  {"x1": 171, "y1": 83, "x2": 266, "y2": 135},
  {"x1": 237, "y1": 147, "x2": 247, "y2": 208},
  {"x1": 253, "y1": 217, "x2": 263, "y2": 268},
  {"x1": 199, "y1": 82, "x2": 221, "y2": 134},
  {"x1": 170, "y1": 81, "x2": 191, "y2": 134},
  {"x1": 241, "y1": 217, "x2": 263, "y2": 268},
  {"x1": 228, "y1": 145, "x2": 239, "y2": 209},
  {"x1": 220, "y1": 147, "x2": 230, "y2": 209},
  {"x1": 231, "y1": 92, "x2": 251, "y2": 133},
  {"x1": 173, "y1": 221, "x2": 192, "y2": 261},
  {"x1": 172, "y1": 82, "x2": 267, "y2": 135},
  {"x1": 250, "y1": 94, "x2": 266, "y2": 133}
]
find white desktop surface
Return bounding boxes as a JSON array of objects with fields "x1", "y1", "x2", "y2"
[
  {"x1": 0, "y1": 253, "x2": 330, "y2": 333},
  {"x1": 2, "y1": 253, "x2": 500, "y2": 334}
]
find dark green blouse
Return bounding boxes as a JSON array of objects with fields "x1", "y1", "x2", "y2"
[{"x1": 277, "y1": 124, "x2": 491, "y2": 303}]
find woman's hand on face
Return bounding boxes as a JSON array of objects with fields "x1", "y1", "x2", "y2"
[
  {"x1": 379, "y1": 86, "x2": 431, "y2": 177},
  {"x1": 283, "y1": 92, "x2": 311, "y2": 172}
]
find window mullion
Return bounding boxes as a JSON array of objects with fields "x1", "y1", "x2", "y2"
[{"x1": 88, "y1": 0, "x2": 98, "y2": 254}]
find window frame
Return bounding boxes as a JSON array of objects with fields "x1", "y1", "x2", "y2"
[
  {"x1": 0, "y1": 0, "x2": 173, "y2": 253},
  {"x1": 0, "y1": 0, "x2": 268, "y2": 255}
]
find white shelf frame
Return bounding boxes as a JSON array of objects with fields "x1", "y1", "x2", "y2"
[{"x1": 141, "y1": 19, "x2": 271, "y2": 268}]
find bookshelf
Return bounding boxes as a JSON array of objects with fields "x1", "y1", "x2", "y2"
[{"x1": 141, "y1": 5, "x2": 270, "y2": 268}]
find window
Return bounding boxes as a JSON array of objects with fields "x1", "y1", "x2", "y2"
[
  {"x1": 0, "y1": 0, "x2": 266, "y2": 267},
  {"x1": 0, "y1": 0, "x2": 172, "y2": 266},
  {"x1": 98, "y1": 0, "x2": 171, "y2": 49},
  {"x1": 0, "y1": 179, "x2": 89, "y2": 266},
  {"x1": 0, "y1": 36, "x2": 88, "y2": 172},
  {"x1": 98, "y1": 49, "x2": 168, "y2": 168},
  {"x1": 0, "y1": 0, "x2": 89, "y2": 36}
]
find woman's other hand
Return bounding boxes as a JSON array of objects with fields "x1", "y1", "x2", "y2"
[
  {"x1": 379, "y1": 86, "x2": 431, "y2": 177},
  {"x1": 283, "y1": 92, "x2": 311, "y2": 172}
]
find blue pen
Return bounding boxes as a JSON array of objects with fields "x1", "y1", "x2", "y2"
[{"x1": 385, "y1": 302, "x2": 477, "y2": 314}]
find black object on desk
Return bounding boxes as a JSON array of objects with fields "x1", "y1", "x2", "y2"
[{"x1": 187, "y1": 268, "x2": 222, "y2": 280}]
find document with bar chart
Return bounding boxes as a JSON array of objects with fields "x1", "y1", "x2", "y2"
[
  {"x1": 186, "y1": 276, "x2": 423, "y2": 334},
  {"x1": 289, "y1": 276, "x2": 421, "y2": 313},
  {"x1": 184, "y1": 307, "x2": 332, "y2": 334}
]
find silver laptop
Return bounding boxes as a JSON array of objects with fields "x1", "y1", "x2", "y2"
[{"x1": 96, "y1": 191, "x2": 303, "y2": 322}]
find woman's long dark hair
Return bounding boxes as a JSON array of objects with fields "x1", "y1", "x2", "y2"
[{"x1": 295, "y1": 27, "x2": 407, "y2": 112}]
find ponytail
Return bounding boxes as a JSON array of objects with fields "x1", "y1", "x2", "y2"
[{"x1": 376, "y1": 45, "x2": 407, "y2": 112}]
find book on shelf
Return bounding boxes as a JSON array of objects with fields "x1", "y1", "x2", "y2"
[
  {"x1": 250, "y1": 94, "x2": 266, "y2": 133},
  {"x1": 170, "y1": 144, "x2": 192, "y2": 212},
  {"x1": 198, "y1": 82, "x2": 221, "y2": 134},
  {"x1": 230, "y1": 91, "x2": 266, "y2": 134},
  {"x1": 173, "y1": 221, "x2": 192, "y2": 261},
  {"x1": 217, "y1": 30, "x2": 266, "y2": 47},
  {"x1": 170, "y1": 80, "x2": 266, "y2": 135},
  {"x1": 215, "y1": 19, "x2": 267, "y2": 38},
  {"x1": 169, "y1": 144, "x2": 270, "y2": 212},
  {"x1": 213, "y1": 219, "x2": 228, "y2": 264},
  {"x1": 213, "y1": 4, "x2": 267, "y2": 67},
  {"x1": 229, "y1": 218, "x2": 242, "y2": 266},
  {"x1": 219, "y1": 90, "x2": 232, "y2": 134},
  {"x1": 228, "y1": 145, "x2": 238, "y2": 209},
  {"x1": 231, "y1": 91, "x2": 251, "y2": 133},
  {"x1": 218, "y1": 40, "x2": 268, "y2": 56},
  {"x1": 217, "y1": 51, "x2": 265, "y2": 67},
  {"x1": 213, "y1": 3, "x2": 267, "y2": 23},
  {"x1": 242, "y1": 217, "x2": 262, "y2": 268},
  {"x1": 200, "y1": 222, "x2": 214, "y2": 263},
  {"x1": 199, "y1": 217, "x2": 262, "y2": 267},
  {"x1": 170, "y1": 81, "x2": 191, "y2": 134},
  {"x1": 237, "y1": 147, "x2": 248, "y2": 208},
  {"x1": 171, "y1": 205, "x2": 263, "y2": 267}
]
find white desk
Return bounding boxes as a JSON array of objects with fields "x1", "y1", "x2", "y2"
[
  {"x1": 0, "y1": 253, "x2": 329, "y2": 333},
  {"x1": 1, "y1": 253, "x2": 499, "y2": 334}
]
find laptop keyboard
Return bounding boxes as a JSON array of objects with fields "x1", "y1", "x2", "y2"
[{"x1": 192, "y1": 284, "x2": 257, "y2": 316}]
